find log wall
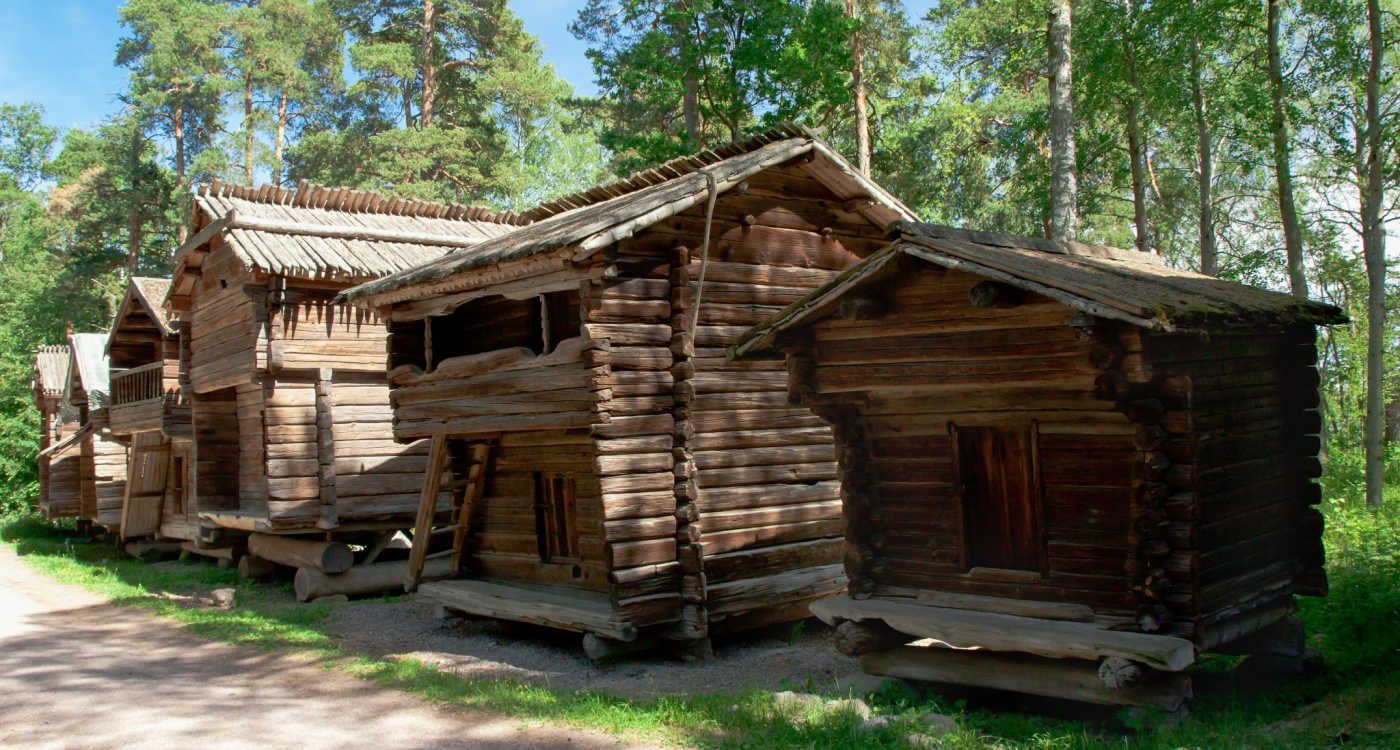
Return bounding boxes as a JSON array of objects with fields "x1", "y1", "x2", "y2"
[
  {"x1": 792, "y1": 268, "x2": 1138, "y2": 620},
  {"x1": 1127, "y1": 325, "x2": 1324, "y2": 645},
  {"x1": 181, "y1": 250, "x2": 445, "y2": 531},
  {"x1": 378, "y1": 159, "x2": 886, "y2": 634}
]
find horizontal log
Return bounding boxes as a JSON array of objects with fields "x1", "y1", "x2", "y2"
[
  {"x1": 294, "y1": 557, "x2": 455, "y2": 602},
  {"x1": 248, "y1": 533, "x2": 354, "y2": 574},
  {"x1": 812, "y1": 597, "x2": 1195, "y2": 671},
  {"x1": 419, "y1": 579, "x2": 637, "y2": 641},
  {"x1": 861, "y1": 646, "x2": 1191, "y2": 710}
]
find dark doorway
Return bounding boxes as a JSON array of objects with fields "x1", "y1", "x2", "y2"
[{"x1": 954, "y1": 425, "x2": 1044, "y2": 572}]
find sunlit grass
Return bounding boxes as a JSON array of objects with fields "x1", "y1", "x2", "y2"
[{"x1": 5, "y1": 498, "x2": 1398, "y2": 749}]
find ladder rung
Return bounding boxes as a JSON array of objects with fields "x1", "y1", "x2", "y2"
[
  {"x1": 425, "y1": 549, "x2": 455, "y2": 560},
  {"x1": 428, "y1": 524, "x2": 463, "y2": 535}
]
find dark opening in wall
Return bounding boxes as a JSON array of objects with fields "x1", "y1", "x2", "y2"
[
  {"x1": 427, "y1": 289, "x2": 581, "y2": 369},
  {"x1": 533, "y1": 471, "x2": 579, "y2": 562},
  {"x1": 952, "y1": 423, "x2": 1045, "y2": 573}
]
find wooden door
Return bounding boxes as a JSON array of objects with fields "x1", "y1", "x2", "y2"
[
  {"x1": 120, "y1": 434, "x2": 170, "y2": 538},
  {"x1": 954, "y1": 425, "x2": 1043, "y2": 572}
]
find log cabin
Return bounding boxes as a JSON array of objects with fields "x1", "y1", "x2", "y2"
[
  {"x1": 339, "y1": 125, "x2": 917, "y2": 657},
  {"x1": 33, "y1": 344, "x2": 81, "y2": 520},
  {"x1": 166, "y1": 182, "x2": 524, "y2": 541},
  {"x1": 64, "y1": 332, "x2": 128, "y2": 531},
  {"x1": 733, "y1": 222, "x2": 1345, "y2": 709},
  {"x1": 105, "y1": 276, "x2": 197, "y2": 542}
]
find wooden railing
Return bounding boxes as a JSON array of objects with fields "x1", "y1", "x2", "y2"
[{"x1": 111, "y1": 361, "x2": 164, "y2": 406}]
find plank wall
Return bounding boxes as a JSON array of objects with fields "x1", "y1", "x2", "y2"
[
  {"x1": 159, "y1": 440, "x2": 197, "y2": 541},
  {"x1": 90, "y1": 429, "x2": 129, "y2": 531},
  {"x1": 121, "y1": 431, "x2": 169, "y2": 538},
  {"x1": 258, "y1": 287, "x2": 390, "y2": 373},
  {"x1": 42, "y1": 430, "x2": 83, "y2": 519},
  {"x1": 802, "y1": 268, "x2": 1138, "y2": 618},
  {"x1": 191, "y1": 388, "x2": 240, "y2": 513},
  {"x1": 465, "y1": 430, "x2": 609, "y2": 593},
  {"x1": 188, "y1": 247, "x2": 256, "y2": 393}
]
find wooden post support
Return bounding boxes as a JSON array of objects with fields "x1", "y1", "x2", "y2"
[
  {"x1": 406, "y1": 433, "x2": 449, "y2": 591},
  {"x1": 315, "y1": 368, "x2": 338, "y2": 529}
]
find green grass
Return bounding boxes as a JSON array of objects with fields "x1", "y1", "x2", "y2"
[{"x1": 5, "y1": 500, "x2": 1400, "y2": 749}]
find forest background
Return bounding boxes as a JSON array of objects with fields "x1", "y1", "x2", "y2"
[{"x1": 0, "y1": 0, "x2": 1394, "y2": 516}]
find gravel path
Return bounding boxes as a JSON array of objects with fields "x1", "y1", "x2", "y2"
[
  {"x1": 0, "y1": 545, "x2": 651, "y2": 750},
  {"x1": 327, "y1": 597, "x2": 867, "y2": 698}
]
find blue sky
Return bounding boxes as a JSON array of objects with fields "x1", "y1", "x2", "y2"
[{"x1": 0, "y1": 1, "x2": 933, "y2": 132}]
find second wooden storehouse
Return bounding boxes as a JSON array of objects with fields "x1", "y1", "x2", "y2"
[{"x1": 341, "y1": 125, "x2": 916, "y2": 656}]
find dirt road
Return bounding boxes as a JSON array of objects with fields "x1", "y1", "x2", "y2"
[{"x1": 0, "y1": 545, "x2": 653, "y2": 750}]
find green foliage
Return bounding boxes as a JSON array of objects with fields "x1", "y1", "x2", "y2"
[
  {"x1": 5, "y1": 498, "x2": 1400, "y2": 748},
  {"x1": 571, "y1": 0, "x2": 861, "y2": 171}
]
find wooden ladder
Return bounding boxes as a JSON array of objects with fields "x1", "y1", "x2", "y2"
[{"x1": 405, "y1": 435, "x2": 494, "y2": 591}]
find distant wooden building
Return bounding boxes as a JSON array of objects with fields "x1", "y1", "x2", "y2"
[
  {"x1": 106, "y1": 277, "x2": 195, "y2": 541},
  {"x1": 735, "y1": 223, "x2": 1344, "y2": 708},
  {"x1": 64, "y1": 332, "x2": 128, "y2": 531},
  {"x1": 341, "y1": 125, "x2": 915, "y2": 655},
  {"x1": 33, "y1": 344, "x2": 81, "y2": 519},
  {"x1": 167, "y1": 182, "x2": 523, "y2": 537}
]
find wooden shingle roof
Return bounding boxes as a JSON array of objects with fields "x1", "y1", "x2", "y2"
[
  {"x1": 129, "y1": 277, "x2": 173, "y2": 334},
  {"x1": 734, "y1": 222, "x2": 1346, "y2": 356},
  {"x1": 342, "y1": 125, "x2": 916, "y2": 307},
  {"x1": 169, "y1": 183, "x2": 528, "y2": 304}
]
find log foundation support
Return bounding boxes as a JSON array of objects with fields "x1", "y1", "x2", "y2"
[{"x1": 863, "y1": 645, "x2": 1192, "y2": 710}]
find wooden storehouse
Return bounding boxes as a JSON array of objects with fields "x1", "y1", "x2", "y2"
[
  {"x1": 167, "y1": 182, "x2": 523, "y2": 539},
  {"x1": 65, "y1": 332, "x2": 128, "y2": 531},
  {"x1": 734, "y1": 223, "x2": 1344, "y2": 709},
  {"x1": 106, "y1": 277, "x2": 196, "y2": 541},
  {"x1": 340, "y1": 125, "x2": 916, "y2": 655},
  {"x1": 33, "y1": 344, "x2": 81, "y2": 519}
]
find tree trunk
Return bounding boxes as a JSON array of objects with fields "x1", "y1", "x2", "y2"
[
  {"x1": 1047, "y1": 0, "x2": 1078, "y2": 242},
  {"x1": 275, "y1": 90, "x2": 288, "y2": 186},
  {"x1": 1123, "y1": 3, "x2": 1148, "y2": 254},
  {"x1": 420, "y1": 0, "x2": 437, "y2": 129},
  {"x1": 173, "y1": 103, "x2": 186, "y2": 189},
  {"x1": 683, "y1": 75, "x2": 700, "y2": 146},
  {"x1": 403, "y1": 86, "x2": 414, "y2": 130},
  {"x1": 846, "y1": 0, "x2": 871, "y2": 177},
  {"x1": 1267, "y1": 0, "x2": 1308, "y2": 298},
  {"x1": 125, "y1": 129, "x2": 143, "y2": 274},
  {"x1": 1362, "y1": 0, "x2": 1387, "y2": 508},
  {"x1": 244, "y1": 72, "x2": 255, "y2": 185},
  {"x1": 1190, "y1": 33, "x2": 1217, "y2": 275},
  {"x1": 679, "y1": 8, "x2": 701, "y2": 148}
]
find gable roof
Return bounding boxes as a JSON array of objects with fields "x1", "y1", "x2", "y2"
[
  {"x1": 65, "y1": 332, "x2": 110, "y2": 405},
  {"x1": 33, "y1": 345, "x2": 70, "y2": 399},
  {"x1": 733, "y1": 222, "x2": 1346, "y2": 357},
  {"x1": 168, "y1": 182, "x2": 529, "y2": 308},
  {"x1": 110, "y1": 276, "x2": 174, "y2": 340},
  {"x1": 131, "y1": 277, "x2": 174, "y2": 333},
  {"x1": 341, "y1": 124, "x2": 917, "y2": 307}
]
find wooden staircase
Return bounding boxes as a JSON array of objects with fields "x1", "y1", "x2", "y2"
[{"x1": 405, "y1": 435, "x2": 495, "y2": 591}]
